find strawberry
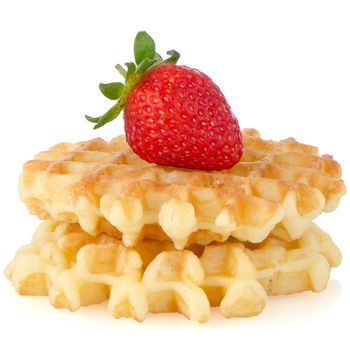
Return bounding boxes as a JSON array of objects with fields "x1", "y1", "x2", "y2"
[{"x1": 86, "y1": 31, "x2": 242, "y2": 170}]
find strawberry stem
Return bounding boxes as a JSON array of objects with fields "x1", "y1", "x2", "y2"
[{"x1": 85, "y1": 31, "x2": 180, "y2": 129}]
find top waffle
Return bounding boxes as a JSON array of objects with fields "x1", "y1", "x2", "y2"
[{"x1": 19, "y1": 129, "x2": 345, "y2": 249}]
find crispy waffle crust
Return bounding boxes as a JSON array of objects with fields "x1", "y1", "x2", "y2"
[
  {"x1": 19, "y1": 129, "x2": 345, "y2": 249},
  {"x1": 5, "y1": 220, "x2": 341, "y2": 322}
]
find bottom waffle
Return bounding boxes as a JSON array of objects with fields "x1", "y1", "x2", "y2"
[{"x1": 5, "y1": 220, "x2": 341, "y2": 322}]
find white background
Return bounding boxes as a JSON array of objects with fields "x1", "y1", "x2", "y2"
[{"x1": 0, "y1": 0, "x2": 349, "y2": 349}]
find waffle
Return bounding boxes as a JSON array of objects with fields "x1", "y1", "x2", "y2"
[
  {"x1": 5, "y1": 220, "x2": 341, "y2": 322},
  {"x1": 19, "y1": 129, "x2": 345, "y2": 249}
]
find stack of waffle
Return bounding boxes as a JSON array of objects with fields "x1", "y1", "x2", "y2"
[{"x1": 5, "y1": 129, "x2": 345, "y2": 322}]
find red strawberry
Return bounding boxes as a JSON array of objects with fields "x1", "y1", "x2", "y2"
[{"x1": 86, "y1": 31, "x2": 242, "y2": 170}]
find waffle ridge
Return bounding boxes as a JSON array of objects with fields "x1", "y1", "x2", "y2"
[{"x1": 19, "y1": 129, "x2": 346, "y2": 249}]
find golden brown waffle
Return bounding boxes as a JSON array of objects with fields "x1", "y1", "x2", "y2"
[
  {"x1": 5, "y1": 220, "x2": 341, "y2": 322},
  {"x1": 19, "y1": 129, "x2": 345, "y2": 248}
]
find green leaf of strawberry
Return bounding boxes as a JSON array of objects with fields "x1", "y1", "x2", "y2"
[
  {"x1": 162, "y1": 50, "x2": 180, "y2": 64},
  {"x1": 85, "y1": 31, "x2": 242, "y2": 170},
  {"x1": 115, "y1": 64, "x2": 126, "y2": 78},
  {"x1": 86, "y1": 103, "x2": 122, "y2": 129},
  {"x1": 134, "y1": 31, "x2": 156, "y2": 65},
  {"x1": 135, "y1": 58, "x2": 159, "y2": 74},
  {"x1": 99, "y1": 82, "x2": 124, "y2": 100},
  {"x1": 125, "y1": 62, "x2": 137, "y2": 80}
]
